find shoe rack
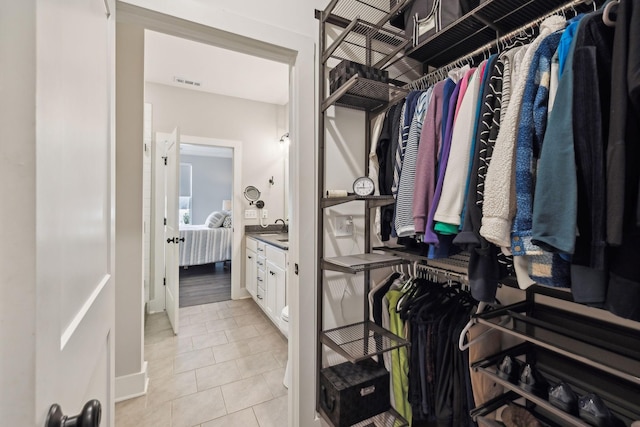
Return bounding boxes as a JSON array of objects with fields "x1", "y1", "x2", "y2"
[{"x1": 470, "y1": 286, "x2": 640, "y2": 425}]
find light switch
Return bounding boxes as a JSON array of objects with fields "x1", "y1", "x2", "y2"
[
  {"x1": 245, "y1": 209, "x2": 257, "y2": 219},
  {"x1": 335, "y1": 215, "x2": 353, "y2": 237}
]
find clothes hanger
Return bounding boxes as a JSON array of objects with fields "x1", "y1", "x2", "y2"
[
  {"x1": 602, "y1": 0, "x2": 619, "y2": 27},
  {"x1": 458, "y1": 301, "x2": 510, "y2": 351}
]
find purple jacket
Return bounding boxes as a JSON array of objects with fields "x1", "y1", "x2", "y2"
[
  {"x1": 413, "y1": 80, "x2": 447, "y2": 233},
  {"x1": 424, "y1": 81, "x2": 462, "y2": 244}
]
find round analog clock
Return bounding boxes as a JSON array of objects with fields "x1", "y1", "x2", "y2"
[{"x1": 352, "y1": 176, "x2": 375, "y2": 196}]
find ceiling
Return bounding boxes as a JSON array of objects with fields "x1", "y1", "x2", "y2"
[{"x1": 144, "y1": 30, "x2": 289, "y2": 105}]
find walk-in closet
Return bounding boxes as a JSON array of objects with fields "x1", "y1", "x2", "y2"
[{"x1": 316, "y1": 0, "x2": 640, "y2": 426}]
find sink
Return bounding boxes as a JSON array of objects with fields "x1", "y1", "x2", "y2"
[
  {"x1": 277, "y1": 239, "x2": 289, "y2": 242},
  {"x1": 259, "y1": 233, "x2": 279, "y2": 237}
]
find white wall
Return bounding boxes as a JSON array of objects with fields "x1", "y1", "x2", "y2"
[
  {"x1": 145, "y1": 82, "x2": 288, "y2": 224},
  {"x1": 115, "y1": 19, "x2": 146, "y2": 392},
  {"x1": 181, "y1": 154, "x2": 232, "y2": 224}
]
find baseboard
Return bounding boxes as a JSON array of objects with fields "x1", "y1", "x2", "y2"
[
  {"x1": 115, "y1": 361, "x2": 148, "y2": 402},
  {"x1": 231, "y1": 287, "x2": 250, "y2": 300},
  {"x1": 147, "y1": 297, "x2": 165, "y2": 314}
]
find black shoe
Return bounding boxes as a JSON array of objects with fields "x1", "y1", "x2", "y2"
[
  {"x1": 497, "y1": 355, "x2": 521, "y2": 384},
  {"x1": 549, "y1": 381, "x2": 578, "y2": 414},
  {"x1": 518, "y1": 364, "x2": 549, "y2": 398},
  {"x1": 578, "y1": 393, "x2": 625, "y2": 427}
]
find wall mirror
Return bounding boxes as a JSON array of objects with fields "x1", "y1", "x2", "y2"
[{"x1": 244, "y1": 185, "x2": 261, "y2": 203}]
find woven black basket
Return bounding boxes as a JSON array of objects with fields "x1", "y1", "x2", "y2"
[
  {"x1": 319, "y1": 358, "x2": 390, "y2": 427},
  {"x1": 329, "y1": 60, "x2": 389, "y2": 94}
]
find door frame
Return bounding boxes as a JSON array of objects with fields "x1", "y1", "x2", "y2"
[
  {"x1": 151, "y1": 134, "x2": 244, "y2": 313},
  {"x1": 116, "y1": 4, "x2": 317, "y2": 425}
]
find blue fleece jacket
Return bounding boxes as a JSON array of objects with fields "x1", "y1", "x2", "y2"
[
  {"x1": 531, "y1": 24, "x2": 582, "y2": 254},
  {"x1": 511, "y1": 31, "x2": 564, "y2": 255}
]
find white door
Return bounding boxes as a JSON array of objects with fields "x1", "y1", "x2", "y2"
[
  {"x1": 164, "y1": 128, "x2": 181, "y2": 334},
  {"x1": 35, "y1": 0, "x2": 115, "y2": 425}
]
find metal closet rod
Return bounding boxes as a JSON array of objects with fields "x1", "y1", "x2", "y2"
[
  {"x1": 415, "y1": 263, "x2": 469, "y2": 284},
  {"x1": 408, "y1": 0, "x2": 597, "y2": 90}
]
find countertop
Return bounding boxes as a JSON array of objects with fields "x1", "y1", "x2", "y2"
[{"x1": 247, "y1": 232, "x2": 289, "y2": 250}]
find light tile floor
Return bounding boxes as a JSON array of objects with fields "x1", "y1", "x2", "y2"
[{"x1": 116, "y1": 299, "x2": 289, "y2": 427}]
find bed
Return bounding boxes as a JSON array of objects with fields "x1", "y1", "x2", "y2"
[{"x1": 179, "y1": 224, "x2": 232, "y2": 267}]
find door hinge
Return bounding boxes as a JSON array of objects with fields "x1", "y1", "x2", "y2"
[
  {"x1": 164, "y1": 218, "x2": 167, "y2": 225},
  {"x1": 163, "y1": 277, "x2": 166, "y2": 286},
  {"x1": 162, "y1": 156, "x2": 167, "y2": 165}
]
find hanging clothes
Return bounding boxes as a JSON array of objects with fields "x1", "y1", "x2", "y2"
[
  {"x1": 377, "y1": 103, "x2": 404, "y2": 241},
  {"x1": 396, "y1": 89, "x2": 434, "y2": 237},
  {"x1": 453, "y1": 55, "x2": 511, "y2": 302},
  {"x1": 413, "y1": 80, "x2": 451, "y2": 235},
  {"x1": 372, "y1": 4, "x2": 640, "y2": 317},
  {"x1": 481, "y1": 16, "x2": 567, "y2": 249},
  {"x1": 423, "y1": 80, "x2": 463, "y2": 245},
  {"x1": 387, "y1": 287, "x2": 413, "y2": 424},
  {"x1": 370, "y1": 112, "x2": 386, "y2": 241},
  {"x1": 434, "y1": 66, "x2": 483, "y2": 233},
  {"x1": 606, "y1": 0, "x2": 640, "y2": 322},
  {"x1": 398, "y1": 279, "x2": 478, "y2": 426}
]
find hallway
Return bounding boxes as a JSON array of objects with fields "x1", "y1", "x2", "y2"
[{"x1": 115, "y1": 299, "x2": 288, "y2": 427}]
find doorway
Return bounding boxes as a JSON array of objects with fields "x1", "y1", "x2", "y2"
[
  {"x1": 144, "y1": 29, "x2": 290, "y2": 319},
  {"x1": 116, "y1": 4, "x2": 317, "y2": 423},
  {"x1": 151, "y1": 132, "x2": 245, "y2": 319},
  {"x1": 178, "y1": 142, "x2": 233, "y2": 307}
]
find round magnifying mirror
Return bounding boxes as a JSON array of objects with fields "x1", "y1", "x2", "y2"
[{"x1": 244, "y1": 186, "x2": 261, "y2": 203}]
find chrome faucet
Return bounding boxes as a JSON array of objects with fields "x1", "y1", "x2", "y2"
[{"x1": 274, "y1": 218, "x2": 287, "y2": 232}]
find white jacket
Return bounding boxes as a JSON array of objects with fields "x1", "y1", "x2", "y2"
[
  {"x1": 433, "y1": 66, "x2": 483, "y2": 226},
  {"x1": 480, "y1": 16, "x2": 566, "y2": 247}
]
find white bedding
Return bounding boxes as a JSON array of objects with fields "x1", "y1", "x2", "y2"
[{"x1": 179, "y1": 225, "x2": 232, "y2": 267}]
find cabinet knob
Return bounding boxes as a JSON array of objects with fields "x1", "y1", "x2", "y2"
[
  {"x1": 45, "y1": 400, "x2": 101, "y2": 427},
  {"x1": 270, "y1": 271, "x2": 275, "y2": 276}
]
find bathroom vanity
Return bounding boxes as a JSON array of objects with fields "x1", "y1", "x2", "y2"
[{"x1": 245, "y1": 233, "x2": 288, "y2": 328}]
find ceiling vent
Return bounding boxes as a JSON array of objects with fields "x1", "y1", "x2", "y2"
[{"x1": 173, "y1": 76, "x2": 202, "y2": 87}]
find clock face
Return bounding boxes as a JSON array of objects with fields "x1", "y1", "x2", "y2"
[{"x1": 353, "y1": 176, "x2": 375, "y2": 196}]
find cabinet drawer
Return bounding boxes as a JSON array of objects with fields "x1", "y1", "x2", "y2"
[
  {"x1": 266, "y1": 246, "x2": 287, "y2": 269},
  {"x1": 257, "y1": 268, "x2": 265, "y2": 285},
  {"x1": 256, "y1": 241, "x2": 266, "y2": 254},
  {"x1": 246, "y1": 237, "x2": 258, "y2": 252}
]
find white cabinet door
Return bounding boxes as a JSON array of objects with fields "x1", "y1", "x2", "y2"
[
  {"x1": 274, "y1": 263, "x2": 287, "y2": 322},
  {"x1": 245, "y1": 248, "x2": 257, "y2": 298},
  {"x1": 266, "y1": 262, "x2": 277, "y2": 319},
  {"x1": 266, "y1": 262, "x2": 286, "y2": 322}
]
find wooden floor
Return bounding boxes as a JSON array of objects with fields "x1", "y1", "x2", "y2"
[{"x1": 179, "y1": 262, "x2": 231, "y2": 307}]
